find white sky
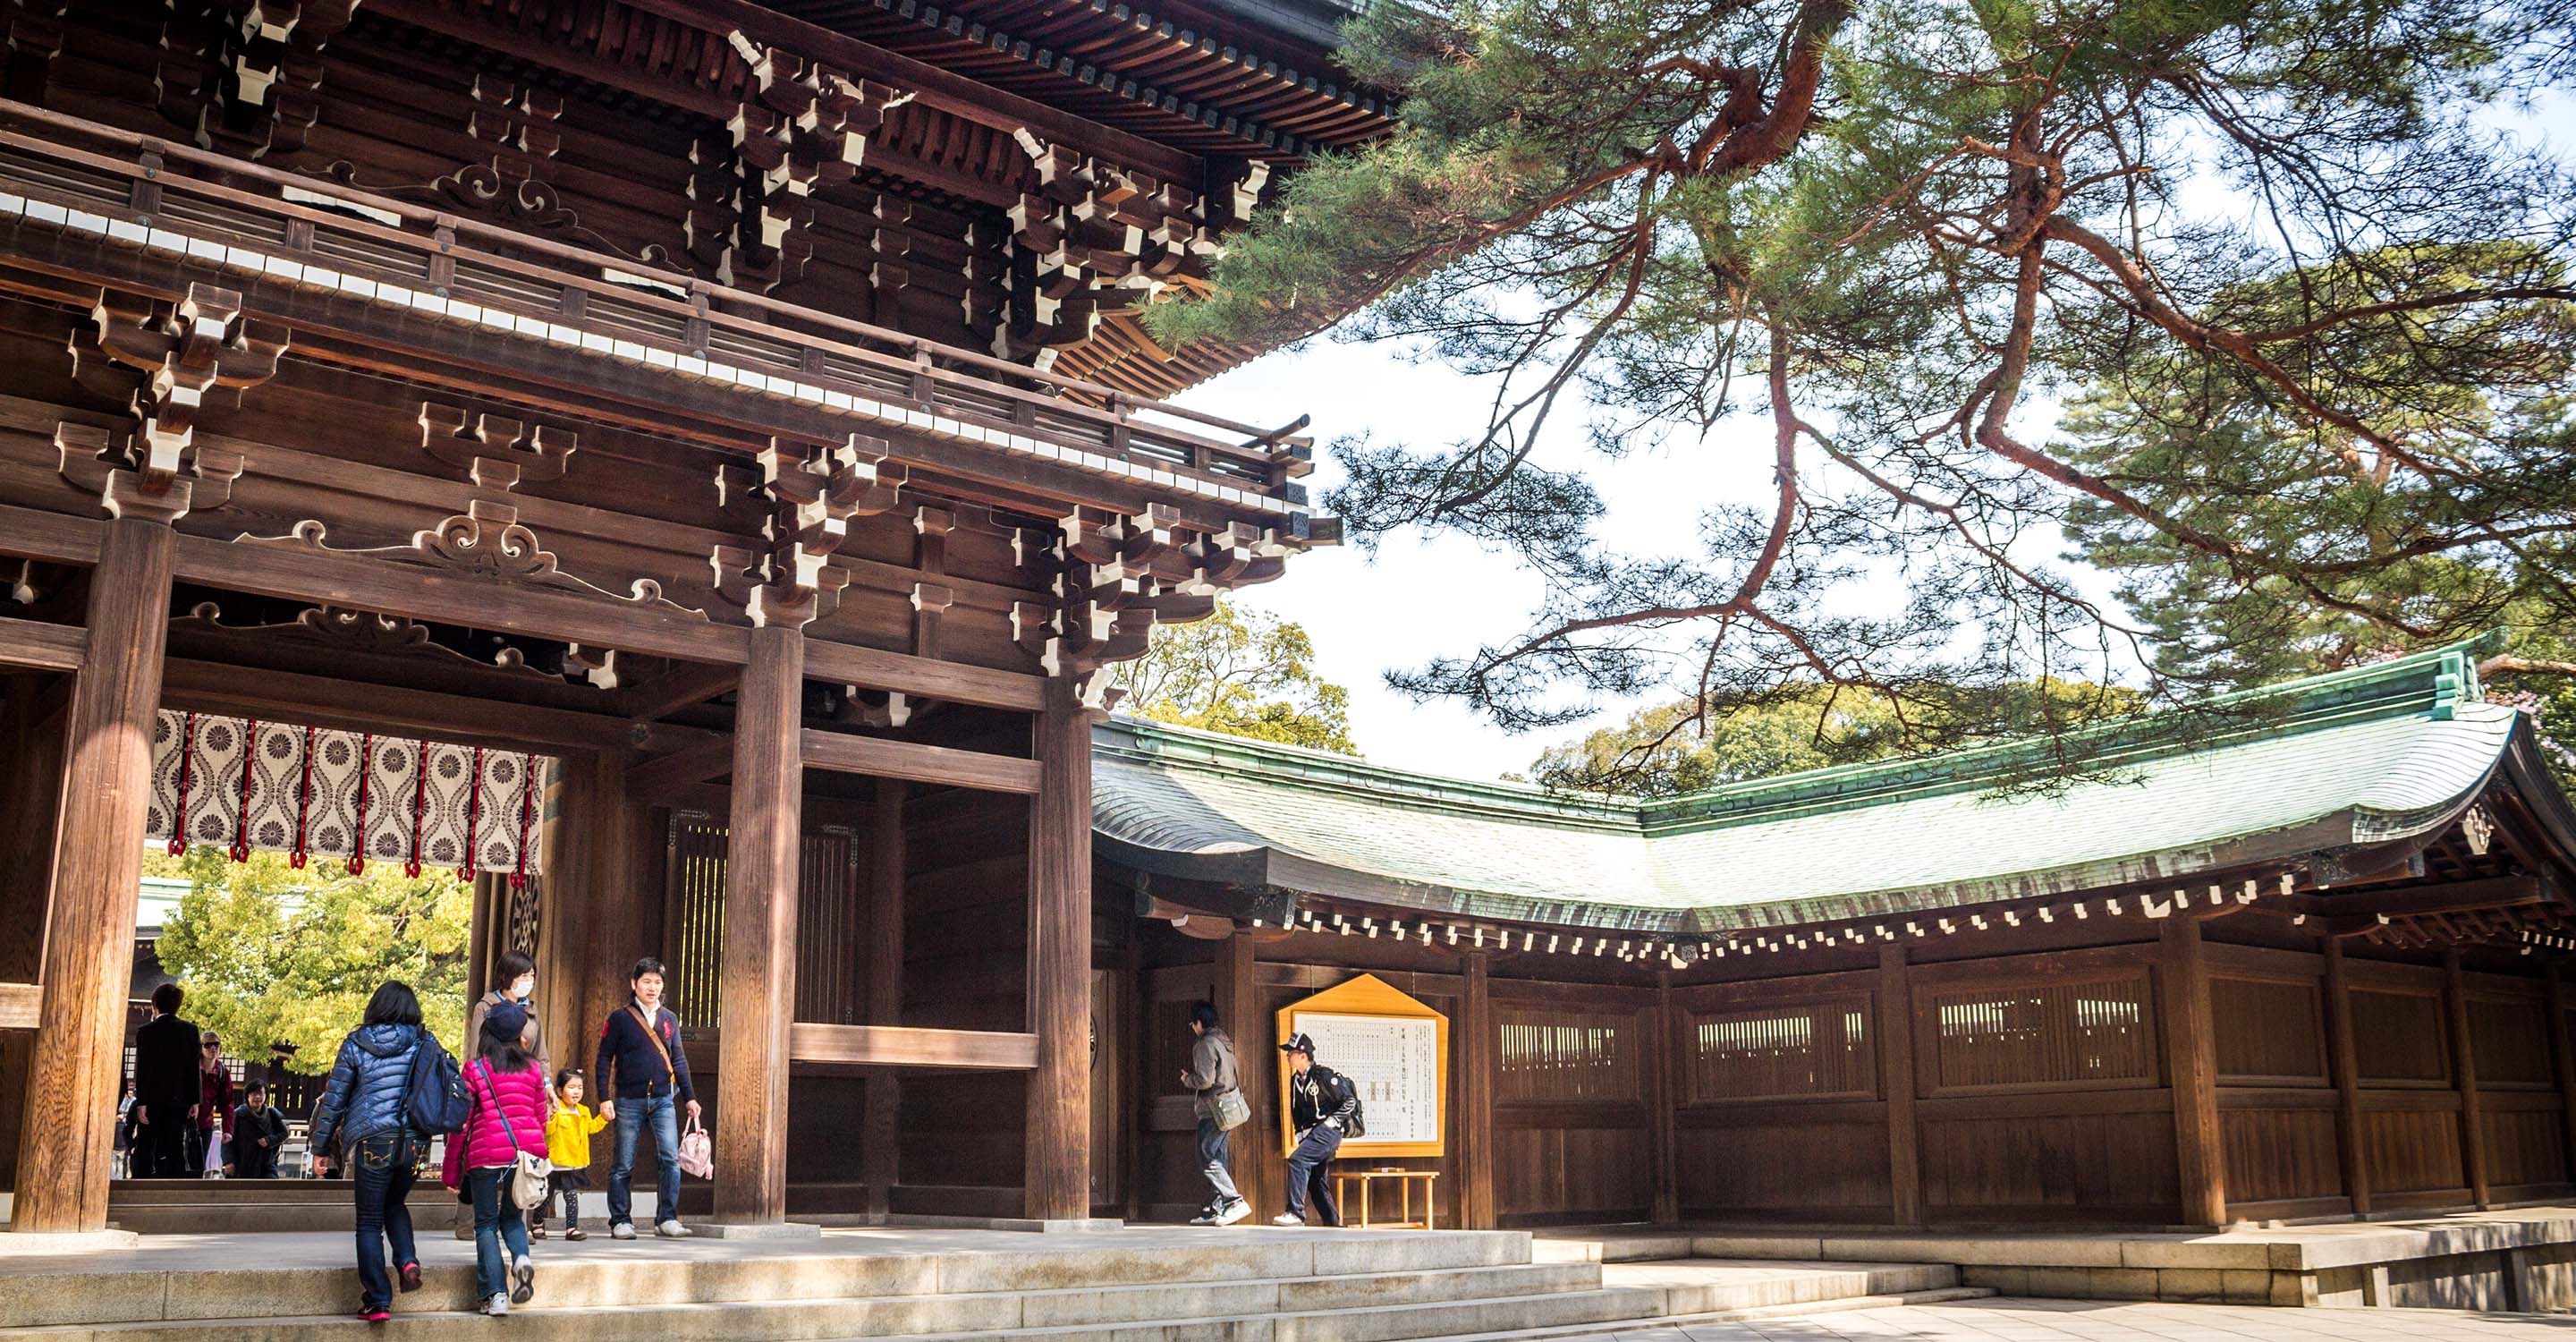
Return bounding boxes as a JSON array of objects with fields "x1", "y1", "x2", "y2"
[{"x1": 1174, "y1": 341, "x2": 1780, "y2": 782}]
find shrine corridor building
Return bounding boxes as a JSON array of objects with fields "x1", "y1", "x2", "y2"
[{"x1": 0, "y1": 0, "x2": 2572, "y2": 1240}]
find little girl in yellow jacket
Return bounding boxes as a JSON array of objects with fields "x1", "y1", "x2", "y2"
[{"x1": 534, "y1": 1069, "x2": 610, "y2": 1240}]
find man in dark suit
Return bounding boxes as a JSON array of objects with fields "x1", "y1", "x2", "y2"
[{"x1": 130, "y1": 982, "x2": 200, "y2": 1178}]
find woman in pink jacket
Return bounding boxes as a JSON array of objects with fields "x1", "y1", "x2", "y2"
[{"x1": 443, "y1": 1002, "x2": 551, "y2": 1316}]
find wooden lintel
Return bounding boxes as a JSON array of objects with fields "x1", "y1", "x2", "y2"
[
  {"x1": 171, "y1": 533, "x2": 751, "y2": 667},
  {"x1": 1168, "y1": 913, "x2": 1237, "y2": 941},
  {"x1": 803, "y1": 639, "x2": 1043, "y2": 713},
  {"x1": 0, "y1": 981, "x2": 39, "y2": 1031},
  {"x1": 159, "y1": 658, "x2": 680, "y2": 752},
  {"x1": 0, "y1": 616, "x2": 84, "y2": 672},
  {"x1": 801, "y1": 728, "x2": 1041, "y2": 794},
  {"x1": 788, "y1": 1022, "x2": 1039, "y2": 1069},
  {"x1": 0, "y1": 505, "x2": 102, "y2": 565},
  {"x1": 620, "y1": 662, "x2": 740, "y2": 723},
  {"x1": 627, "y1": 735, "x2": 739, "y2": 801},
  {"x1": 2286, "y1": 873, "x2": 2546, "y2": 922}
]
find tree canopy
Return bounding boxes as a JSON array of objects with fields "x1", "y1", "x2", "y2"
[
  {"x1": 1104, "y1": 598, "x2": 1360, "y2": 753},
  {"x1": 1150, "y1": 0, "x2": 2575, "y2": 776},
  {"x1": 147, "y1": 846, "x2": 471, "y2": 1072}
]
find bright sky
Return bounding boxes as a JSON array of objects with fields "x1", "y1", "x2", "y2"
[{"x1": 1174, "y1": 342, "x2": 1779, "y2": 782}]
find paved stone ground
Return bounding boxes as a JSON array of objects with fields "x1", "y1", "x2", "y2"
[{"x1": 1576, "y1": 1298, "x2": 2576, "y2": 1340}]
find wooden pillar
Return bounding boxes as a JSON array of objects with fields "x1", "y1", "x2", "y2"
[
  {"x1": 1213, "y1": 927, "x2": 1276, "y2": 1218},
  {"x1": 1022, "y1": 676, "x2": 1091, "y2": 1220},
  {"x1": 2159, "y1": 916, "x2": 2226, "y2": 1227},
  {"x1": 2443, "y1": 948, "x2": 2490, "y2": 1209},
  {"x1": 862, "y1": 778, "x2": 904, "y2": 1219},
  {"x1": 710, "y1": 625, "x2": 803, "y2": 1224},
  {"x1": 0, "y1": 676, "x2": 69, "y2": 1195},
  {"x1": 1877, "y1": 942, "x2": 1923, "y2": 1226},
  {"x1": 1648, "y1": 979, "x2": 1681, "y2": 1226},
  {"x1": 2323, "y1": 938, "x2": 2371, "y2": 1217},
  {"x1": 12, "y1": 519, "x2": 175, "y2": 1234},
  {"x1": 2546, "y1": 962, "x2": 2576, "y2": 1195},
  {"x1": 1458, "y1": 949, "x2": 1496, "y2": 1229}
]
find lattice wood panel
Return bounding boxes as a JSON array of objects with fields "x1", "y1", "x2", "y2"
[
  {"x1": 1921, "y1": 973, "x2": 2156, "y2": 1091},
  {"x1": 1498, "y1": 1006, "x2": 1639, "y2": 1103},
  {"x1": 1689, "y1": 998, "x2": 1875, "y2": 1102}
]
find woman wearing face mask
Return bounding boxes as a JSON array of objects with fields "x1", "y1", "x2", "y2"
[{"x1": 453, "y1": 950, "x2": 549, "y2": 1239}]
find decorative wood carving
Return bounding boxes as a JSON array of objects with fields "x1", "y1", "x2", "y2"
[
  {"x1": 417, "y1": 402, "x2": 573, "y2": 492},
  {"x1": 997, "y1": 133, "x2": 1266, "y2": 358},
  {"x1": 171, "y1": 599, "x2": 562, "y2": 683},
  {"x1": 157, "y1": 0, "x2": 360, "y2": 157},
  {"x1": 690, "y1": 35, "x2": 913, "y2": 293},
  {"x1": 62, "y1": 284, "x2": 282, "y2": 520},
  {"x1": 709, "y1": 433, "x2": 905, "y2": 627},
  {"x1": 239, "y1": 502, "x2": 701, "y2": 620},
  {"x1": 1013, "y1": 508, "x2": 1302, "y2": 701}
]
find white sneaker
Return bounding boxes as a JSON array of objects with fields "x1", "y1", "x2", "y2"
[
  {"x1": 610, "y1": 1223, "x2": 637, "y2": 1240},
  {"x1": 510, "y1": 1255, "x2": 535, "y2": 1304},
  {"x1": 1214, "y1": 1200, "x2": 1252, "y2": 1227},
  {"x1": 1270, "y1": 1212, "x2": 1304, "y2": 1227},
  {"x1": 482, "y1": 1293, "x2": 510, "y2": 1317},
  {"x1": 655, "y1": 1219, "x2": 691, "y2": 1238}
]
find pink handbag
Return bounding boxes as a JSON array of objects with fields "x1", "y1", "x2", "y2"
[{"x1": 677, "y1": 1116, "x2": 713, "y2": 1180}]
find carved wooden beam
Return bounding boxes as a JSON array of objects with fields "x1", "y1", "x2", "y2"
[
  {"x1": 688, "y1": 34, "x2": 914, "y2": 293},
  {"x1": 709, "y1": 432, "x2": 906, "y2": 627}
]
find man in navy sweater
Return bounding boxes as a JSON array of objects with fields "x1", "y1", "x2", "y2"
[{"x1": 594, "y1": 957, "x2": 699, "y2": 1239}]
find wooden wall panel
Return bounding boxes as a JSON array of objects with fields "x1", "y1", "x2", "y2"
[
  {"x1": 1676, "y1": 1108, "x2": 1890, "y2": 1218},
  {"x1": 2212, "y1": 978, "x2": 2326, "y2": 1083},
  {"x1": 2219, "y1": 1102, "x2": 2343, "y2": 1204},
  {"x1": 2360, "y1": 1100, "x2": 2467, "y2": 1195},
  {"x1": 1496, "y1": 1111, "x2": 1652, "y2": 1224},
  {"x1": 1918, "y1": 1104, "x2": 2176, "y2": 1218},
  {"x1": 2471, "y1": 996, "x2": 2555, "y2": 1088},
  {"x1": 1687, "y1": 997, "x2": 1874, "y2": 1102},
  {"x1": 2480, "y1": 1096, "x2": 2572, "y2": 1191},
  {"x1": 1919, "y1": 972, "x2": 2156, "y2": 1092},
  {"x1": 2351, "y1": 989, "x2": 2450, "y2": 1084}
]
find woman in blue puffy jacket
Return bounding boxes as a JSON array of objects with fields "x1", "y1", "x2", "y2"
[{"x1": 308, "y1": 981, "x2": 431, "y2": 1322}]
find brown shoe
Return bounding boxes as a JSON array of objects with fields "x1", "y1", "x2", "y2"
[
  {"x1": 530, "y1": 1225, "x2": 547, "y2": 1240},
  {"x1": 564, "y1": 1227, "x2": 589, "y2": 1242}
]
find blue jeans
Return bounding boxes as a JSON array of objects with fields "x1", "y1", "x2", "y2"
[
  {"x1": 1195, "y1": 1117, "x2": 1241, "y2": 1207},
  {"x1": 351, "y1": 1131, "x2": 419, "y2": 1312},
  {"x1": 469, "y1": 1166, "x2": 532, "y2": 1302},
  {"x1": 1283, "y1": 1125, "x2": 1343, "y2": 1225},
  {"x1": 607, "y1": 1092, "x2": 681, "y2": 1228}
]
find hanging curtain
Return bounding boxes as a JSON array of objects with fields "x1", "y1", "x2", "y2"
[{"x1": 145, "y1": 709, "x2": 554, "y2": 881}]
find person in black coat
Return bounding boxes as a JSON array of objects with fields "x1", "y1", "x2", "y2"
[
  {"x1": 228, "y1": 1083, "x2": 289, "y2": 1179},
  {"x1": 1272, "y1": 1032, "x2": 1358, "y2": 1227},
  {"x1": 131, "y1": 983, "x2": 201, "y2": 1178}
]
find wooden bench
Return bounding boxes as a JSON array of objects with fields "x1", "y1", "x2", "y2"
[{"x1": 1334, "y1": 1167, "x2": 1437, "y2": 1229}]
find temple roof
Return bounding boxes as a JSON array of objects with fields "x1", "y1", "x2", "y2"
[{"x1": 1091, "y1": 638, "x2": 2576, "y2": 933}]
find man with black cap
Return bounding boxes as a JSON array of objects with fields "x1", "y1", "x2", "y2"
[{"x1": 1272, "y1": 1032, "x2": 1357, "y2": 1227}]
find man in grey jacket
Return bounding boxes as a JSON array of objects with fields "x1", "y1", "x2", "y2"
[{"x1": 1181, "y1": 1002, "x2": 1250, "y2": 1226}]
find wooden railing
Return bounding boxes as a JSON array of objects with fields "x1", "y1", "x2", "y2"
[{"x1": 0, "y1": 100, "x2": 1315, "y2": 513}]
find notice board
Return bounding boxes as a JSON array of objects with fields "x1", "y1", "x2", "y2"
[{"x1": 1276, "y1": 973, "x2": 1448, "y2": 1158}]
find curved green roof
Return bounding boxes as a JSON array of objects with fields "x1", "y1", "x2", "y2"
[{"x1": 1091, "y1": 640, "x2": 2567, "y2": 933}]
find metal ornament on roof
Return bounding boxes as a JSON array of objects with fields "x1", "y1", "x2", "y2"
[{"x1": 145, "y1": 709, "x2": 555, "y2": 884}]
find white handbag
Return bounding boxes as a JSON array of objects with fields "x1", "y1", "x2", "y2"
[{"x1": 471, "y1": 1063, "x2": 555, "y2": 1210}]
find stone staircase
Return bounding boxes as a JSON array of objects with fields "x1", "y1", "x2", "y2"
[{"x1": 0, "y1": 1229, "x2": 1665, "y2": 1342}]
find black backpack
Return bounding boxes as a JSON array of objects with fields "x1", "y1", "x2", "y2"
[
  {"x1": 403, "y1": 1031, "x2": 470, "y2": 1135},
  {"x1": 1326, "y1": 1067, "x2": 1368, "y2": 1140}
]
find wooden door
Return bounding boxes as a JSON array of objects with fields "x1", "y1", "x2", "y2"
[{"x1": 1090, "y1": 968, "x2": 1123, "y2": 1210}]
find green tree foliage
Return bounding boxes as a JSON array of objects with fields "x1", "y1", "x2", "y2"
[
  {"x1": 1104, "y1": 598, "x2": 1360, "y2": 753},
  {"x1": 1150, "y1": 0, "x2": 2575, "y2": 759},
  {"x1": 146, "y1": 847, "x2": 471, "y2": 1072},
  {"x1": 1530, "y1": 678, "x2": 2138, "y2": 794}
]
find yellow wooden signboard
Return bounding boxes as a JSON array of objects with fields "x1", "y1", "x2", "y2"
[{"x1": 1276, "y1": 973, "x2": 1448, "y2": 1159}]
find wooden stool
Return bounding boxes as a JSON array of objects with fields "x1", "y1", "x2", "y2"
[{"x1": 1333, "y1": 1167, "x2": 1437, "y2": 1228}]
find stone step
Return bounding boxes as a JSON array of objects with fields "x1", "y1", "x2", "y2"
[
  {"x1": 1419, "y1": 1285, "x2": 1996, "y2": 1342},
  {"x1": 1600, "y1": 1258, "x2": 1960, "y2": 1314},
  {"x1": 0, "y1": 1230, "x2": 1538, "y2": 1328},
  {"x1": 0, "y1": 1280, "x2": 1661, "y2": 1342}
]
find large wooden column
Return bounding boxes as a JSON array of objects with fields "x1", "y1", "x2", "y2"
[
  {"x1": 1458, "y1": 949, "x2": 1496, "y2": 1229},
  {"x1": 1023, "y1": 676, "x2": 1091, "y2": 1220},
  {"x1": 711, "y1": 625, "x2": 804, "y2": 1224},
  {"x1": 1877, "y1": 942, "x2": 1923, "y2": 1226},
  {"x1": 2443, "y1": 948, "x2": 2491, "y2": 1209},
  {"x1": 2546, "y1": 962, "x2": 2576, "y2": 1194},
  {"x1": 1213, "y1": 927, "x2": 1278, "y2": 1218},
  {"x1": 1648, "y1": 981, "x2": 1680, "y2": 1226},
  {"x1": 2323, "y1": 937, "x2": 2371, "y2": 1216},
  {"x1": 862, "y1": 778, "x2": 904, "y2": 1219},
  {"x1": 2159, "y1": 915, "x2": 2226, "y2": 1227},
  {"x1": 12, "y1": 519, "x2": 176, "y2": 1234}
]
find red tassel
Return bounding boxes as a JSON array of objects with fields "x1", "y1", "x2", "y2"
[
  {"x1": 404, "y1": 738, "x2": 428, "y2": 879},
  {"x1": 229, "y1": 718, "x2": 258, "y2": 862},
  {"x1": 459, "y1": 746, "x2": 485, "y2": 880},
  {"x1": 509, "y1": 754, "x2": 538, "y2": 891},
  {"x1": 168, "y1": 711, "x2": 198, "y2": 856},
  {"x1": 289, "y1": 724, "x2": 317, "y2": 870},
  {"x1": 347, "y1": 732, "x2": 373, "y2": 875}
]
